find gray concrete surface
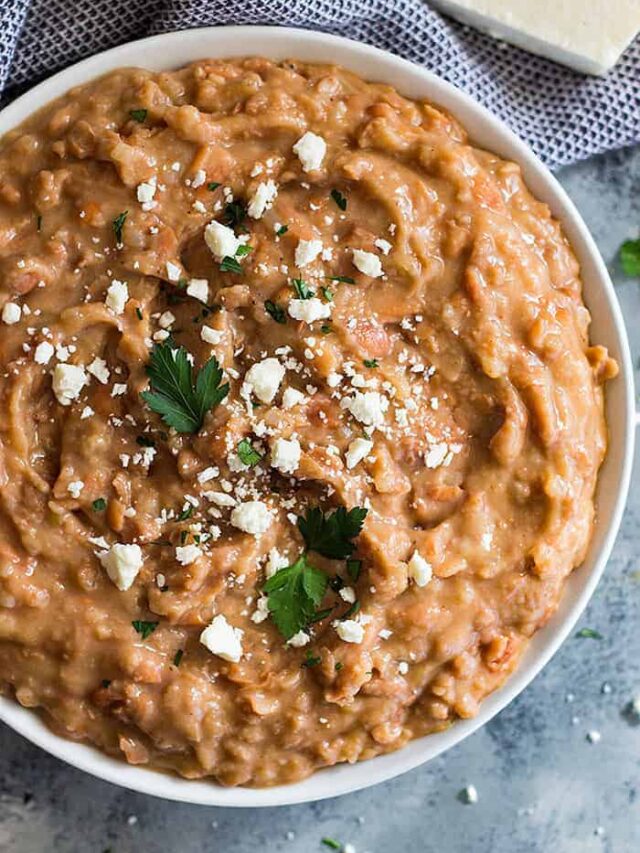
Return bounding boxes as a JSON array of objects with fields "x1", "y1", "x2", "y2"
[{"x1": 1, "y1": 144, "x2": 639, "y2": 853}]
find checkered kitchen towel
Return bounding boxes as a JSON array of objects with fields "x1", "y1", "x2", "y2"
[{"x1": 1, "y1": 0, "x2": 639, "y2": 168}]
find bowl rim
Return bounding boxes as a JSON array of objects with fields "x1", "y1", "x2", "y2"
[{"x1": 0, "y1": 24, "x2": 634, "y2": 808}]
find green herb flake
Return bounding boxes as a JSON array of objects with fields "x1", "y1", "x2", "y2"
[
  {"x1": 346, "y1": 559, "x2": 362, "y2": 582},
  {"x1": 334, "y1": 662, "x2": 343, "y2": 672},
  {"x1": 301, "y1": 650, "x2": 321, "y2": 668},
  {"x1": 575, "y1": 628, "x2": 603, "y2": 640},
  {"x1": 322, "y1": 839, "x2": 342, "y2": 851},
  {"x1": 101, "y1": 679, "x2": 111, "y2": 689},
  {"x1": 298, "y1": 506, "x2": 368, "y2": 560},
  {"x1": 92, "y1": 498, "x2": 107, "y2": 512},
  {"x1": 220, "y1": 255, "x2": 243, "y2": 274},
  {"x1": 265, "y1": 300, "x2": 286, "y2": 324},
  {"x1": 178, "y1": 504, "x2": 194, "y2": 522},
  {"x1": 129, "y1": 108, "x2": 148, "y2": 123},
  {"x1": 620, "y1": 238, "x2": 640, "y2": 276},
  {"x1": 237, "y1": 438, "x2": 263, "y2": 467},
  {"x1": 321, "y1": 286, "x2": 334, "y2": 302},
  {"x1": 140, "y1": 341, "x2": 229, "y2": 434},
  {"x1": 363, "y1": 358, "x2": 379, "y2": 368},
  {"x1": 235, "y1": 244, "x2": 253, "y2": 257},
  {"x1": 221, "y1": 201, "x2": 246, "y2": 229},
  {"x1": 330, "y1": 189, "x2": 347, "y2": 211},
  {"x1": 173, "y1": 649, "x2": 184, "y2": 667},
  {"x1": 328, "y1": 275, "x2": 355, "y2": 285},
  {"x1": 263, "y1": 555, "x2": 329, "y2": 640},
  {"x1": 112, "y1": 210, "x2": 128, "y2": 246},
  {"x1": 207, "y1": 182, "x2": 221, "y2": 191},
  {"x1": 320, "y1": 323, "x2": 332, "y2": 335},
  {"x1": 132, "y1": 620, "x2": 159, "y2": 640},
  {"x1": 135, "y1": 307, "x2": 143, "y2": 321},
  {"x1": 276, "y1": 224, "x2": 289, "y2": 237},
  {"x1": 36, "y1": 214, "x2": 42, "y2": 232},
  {"x1": 292, "y1": 278, "x2": 314, "y2": 300},
  {"x1": 343, "y1": 600, "x2": 361, "y2": 619}
]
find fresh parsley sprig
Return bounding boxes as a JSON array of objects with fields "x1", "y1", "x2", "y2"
[
  {"x1": 141, "y1": 342, "x2": 229, "y2": 434},
  {"x1": 263, "y1": 506, "x2": 368, "y2": 639},
  {"x1": 620, "y1": 237, "x2": 640, "y2": 276}
]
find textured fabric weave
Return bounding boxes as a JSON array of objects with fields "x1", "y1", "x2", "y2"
[{"x1": 0, "y1": 0, "x2": 638, "y2": 168}]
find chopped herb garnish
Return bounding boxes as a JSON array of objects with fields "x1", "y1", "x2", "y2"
[
  {"x1": 141, "y1": 341, "x2": 229, "y2": 433},
  {"x1": 207, "y1": 181, "x2": 221, "y2": 191},
  {"x1": 221, "y1": 201, "x2": 246, "y2": 229},
  {"x1": 177, "y1": 277, "x2": 188, "y2": 289},
  {"x1": 178, "y1": 504, "x2": 194, "y2": 522},
  {"x1": 265, "y1": 300, "x2": 286, "y2": 324},
  {"x1": 136, "y1": 435, "x2": 155, "y2": 448},
  {"x1": 276, "y1": 224, "x2": 289, "y2": 237},
  {"x1": 575, "y1": 628, "x2": 603, "y2": 640},
  {"x1": 129, "y1": 108, "x2": 148, "y2": 122},
  {"x1": 36, "y1": 214, "x2": 42, "y2": 232},
  {"x1": 173, "y1": 649, "x2": 184, "y2": 667},
  {"x1": 363, "y1": 358, "x2": 379, "y2": 368},
  {"x1": 301, "y1": 651, "x2": 321, "y2": 668},
  {"x1": 135, "y1": 307, "x2": 143, "y2": 321},
  {"x1": 334, "y1": 661, "x2": 343, "y2": 672},
  {"x1": 292, "y1": 278, "x2": 314, "y2": 299},
  {"x1": 235, "y1": 244, "x2": 253, "y2": 257},
  {"x1": 263, "y1": 506, "x2": 367, "y2": 639},
  {"x1": 620, "y1": 238, "x2": 640, "y2": 276},
  {"x1": 180, "y1": 530, "x2": 188, "y2": 545},
  {"x1": 322, "y1": 839, "x2": 342, "y2": 851},
  {"x1": 346, "y1": 559, "x2": 361, "y2": 582},
  {"x1": 220, "y1": 255, "x2": 243, "y2": 274},
  {"x1": 343, "y1": 600, "x2": 361, "y2": 619},
  {"x1": 101, "y1": 679, "x2": 111, "y2": 689},
  {"x1": 112, "y1": 210, "x2": 128, "y2": 245},
  {"x1": 328, "y1": 275, "x2": 355, "y2": 285},
  {"x1": 298, "y1": 506, "x2": 368, "y2": 560},
  {"x1": 92, "y1": 498, "x2": 107, "y2": 512},
  {"x1": 237, "y1": 438, "x2": 263, "y2": 467},
  {"x1": 320, "y1": 323, "x2": 332, "y2": 335},
  {"x1": 330, "y1": 188, "x2": 347, "y2": 211},
  {"x1": 132, "y1": 620, "x2": 159, "y2": 640},
  {"x1": 321, "y1": 286, "x2": 333, "y2": 302}
]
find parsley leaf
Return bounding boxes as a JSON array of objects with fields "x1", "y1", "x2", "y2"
[
  {"x1": 620, "y1": 238, "x2": 640, "y2": 276},
  {"x1": 177, "y1": 504, "x2": 194, "y2": 521},
  {"x1": 298, "y1": 506, "x2": 368, "y2": 559},
  {"x1": 322, "y1": 840, "x2": 342, "y2": 851},
  {"x1": 363, "y1": 358, "x2": 378, "y2": 368},
  {"x1": 173, "y1": 649, "x2": 184, "y2": 667},
  {"x1": 301, "y1": 650, "x2": 321, "y2": 668},
  {"x1": 235, "y1": 244, "x2": 252, "y2": 257},
  {"x1": 132, "y1": 620, "x2": 159, "y2": 640},
  {"x1": 346, "y1": 559, "x2": 361, "y2": 582},
  {"x1": 330, "y1": 189, "x2": 347, "y2": 211},
  {"x1": 222, "y1": 201, "x2": 246, "y2": 229},
  {"x1": 292, "y1": 278, "x2": 314, "y2": 299},
  {"x1": 129, "y1": 108, "x2": 147, "y2": 122},
  {"x1": 207, "y1": 181, "x2": 221, "y2": 191},
  {"x1": 321, "y1": 286, "x2": 333, "y2": 302},
  {"x1": 140, "y1": 341, "x2": 229, "y2": 433},
  {"x1": 36, "y1": 214, "x2": 42, "y2": 232},
  {"x1": 328, "y1": 275, "x2": 355, "y2": 285},
  {"x1": 237, "y1": 438, "x2": 263, "y2": 467},
  {"x1": 92, "y1": 498, "x2": 107, "y2": 512},
  {"x1": 265, "y1": 300, "x2": 286, "y2": 324},
  {"x1": 263, "y1": 555, "x2": 329, "y2": 639},
  {"x1": 220, "y1": 255, "x2": 243, "y2": 274},
  {"x1": 575, "y1": 627, "x2": 603, "y2": 640},
  {"x1": 276, "y1": 224, "x2": 288, "y2": 237},
  {"x1": 112, "y1": 210, "x2": 128, "y2": 246}
]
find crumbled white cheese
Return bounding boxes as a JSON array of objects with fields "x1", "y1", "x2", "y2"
[
  {"x1": 265, "y1": 548, "x2": 288, "y2": 579},
  {"x1": 191, "y1": 168, "x2": 206, "y2": 188},
  {"x1": 105, "y1": 279, "x2": 129, "y2": 315},
  {"x1": 336, "y1": 619, "x2": 365, "y2": 644},
  {"x1": 460, "y1": 784, "x2": 478, "y2": 804},
  {"x1": 166, "y1": 261, "x2": 181, "y2": 282},
  {"x1": 294, "y1": 239, "x2": 323, "y2": 268},
  {"x1": 175, "y1": 544, "x2": 202, "y2": 566},
  {"x1": 374, "y1": 238, "x2": 393, "y2": 255},
  {"x1": 407, "y1": 550, "x2": 433, "y2": 587},
  {"x1": 136, "y1": 178, "x2": 156, "y2": 204},
  {"x1": 343, "y1": 391, "x2": 388, "y2": 428},
  {"x1": 293, "y1": 131, "x2": 327, "y2": 172},
  {"x1": 270, "y1": 437, "x2": 301, "y2": 475},
  {"x1": 67, "y1": 480, "x2": 84, "y2": 498},
  {"x1": 34, "y1": 341, "x2": 54, "y2": 365},
  {"x1": 282, "y1": 387, "x2": 306, "y2": 409},
  {"x1": 158, "y1": 310, "x2": 175, "y2": 329},
  {"x1": 197, "y1": 466, "x2": 219, "y2": 484},
  {"x1": 339, "y1": 586, "x2": 356, "y2": 604},
  {"x1": 187, "y1": 278, "x2": 209, "y2": 303},
  {"x1": 52, "y1": 363, "x2": 87, "y2": 406},
  {"x1": 586, "y1": 730, "x2": 602, "y2": 744},
  {"x1": 287, "y1": 297, "x2": 332, "y2": 324},
  {"x1": 247, "y1": 179, "x2": 278, "y2": 219},
  {"x1": 398, "y1": 661, "x2": 409, "y2": 675},
  {"x1": 345, "y1": 437, "x2": 373, "y2": 470},
  {"x1": 230, "y1": 501, "x2": 272, "y2": 536},
  {"x1": 207, "y1": 491, "x2": 237, "y2": 508},
  {"x1": 242, "y1": 358, "x2": 285, "y2": 403},
  {"x1": 425, "y1": 443, "x2": 449, "y2": 469},
  {"x1": 87, "y1": 357, "x2": 110, "y2": 384},
  {"x1": 98, "y1": 543, "x2": 143, "y2": 591},
  {"x1": 288, "y1": 630, "x2": 310, "y2": 648},
  {"x1": 201, "y1": 326, "x2": 223, "y2": 345},
  {"x1": 111, "y1": 383, "x2": 127, "y2": 397},
  {"x1": 251, "y1": 595, "x2": 270, "y2": 623},
  {"x1": 200, "y1": 614, "x2": 244, "y2": 662},
  {"x1": 204, "y1": 220, "x2": 241, "y2": 260},
  {"x1": 2, "y1": 302, "x2": 21, "y2": 325},
  {"x1": 80, "y1": 406, "x2": 94, "y2": 419},
  {"x1": 352, "y1": 248, "x2": 383, "y2": 278}
]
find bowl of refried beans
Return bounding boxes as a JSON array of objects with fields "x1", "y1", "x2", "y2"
[{"x1": 0, "y1": 26, "x2": 634, "y2": 807}]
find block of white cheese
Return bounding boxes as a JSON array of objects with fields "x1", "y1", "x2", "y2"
[{"x1": 430, "y1": 0, "x2": 640, "y2": 75}]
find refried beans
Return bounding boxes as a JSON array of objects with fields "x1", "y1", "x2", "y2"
[{"x1": 0, "y1": 58, "x2": 617, "y2": 787}]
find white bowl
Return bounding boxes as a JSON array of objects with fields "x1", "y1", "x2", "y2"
[{"x1": 0, "y1": 25, "x2": 634, "y2": 808}]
